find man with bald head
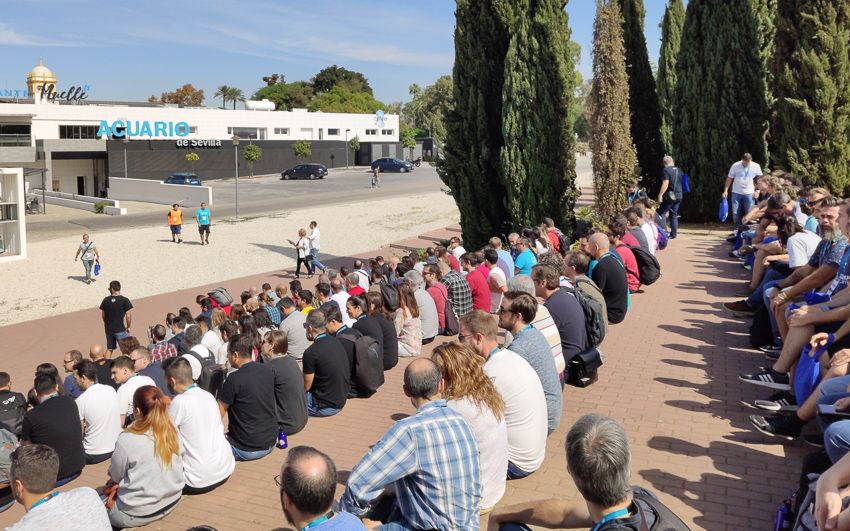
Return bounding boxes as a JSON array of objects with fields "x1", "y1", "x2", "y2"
[
  {"x1": 587, "y1": 232, "x2": 629, "y2": 324},
  {"x1": 341, "y1": 358, "x2": 481, "y2": 529},
  {"x1": 89, "y1": 344, "x2": 118, "y2": 390}
]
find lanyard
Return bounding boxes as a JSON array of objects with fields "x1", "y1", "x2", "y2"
[
  {"x1": 516, "y1": 325, "x2": 534, "y2": 336},
  {"x1": 41, "y1": 393, "x2": 59, "y2": 403},
  {"x1": 487, "y1": 347, "x2": 500, "y2": 360},
  {"x1": 30, "y1": 491, "x2": 58, "y2": 511},
  {"x1": 302, "y1": 511, "x2": 334, "y2": 530},
  {"x1": 591, "y1": 508, "x2": 630, "y2": 531},
  {"x1": 357, "y1": 314, "x2": 366, "y2": 321},
  {"x1": 314, "y1": 333, "x2": 328, "y2": 341},
  {"x1": 336, "y1": 325, "x2": 348, "y2": 334},
  {"x1": 184, "y1": 385, "x2": 197, "y2": 393}
]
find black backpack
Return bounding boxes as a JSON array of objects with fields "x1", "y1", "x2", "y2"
[
  {"x1": 185, "y1": 351, "x2": 226, "y2": 397},
  {"x1": 628, "y1": 245, "x2": 661, "y2": 285},
  {"x1": 632, "y1": 487, "x2": 692, "y2": 530},
  {"x1": 565, "y1": 285, "x2": 606, "y2": 349},
  {"x1": 207, "y1": 287, "x2": 233, "y2": 306},
  {"x1": 0, "y1": 393, "x2": 25, "y2": 437},
  {"x1": 339, "y1": 333, "x2": 385, "y2": 394}
]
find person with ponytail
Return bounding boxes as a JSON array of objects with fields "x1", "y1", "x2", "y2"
[{"x1": 101, "y1": 385, "x2": 184, "y2": 528}]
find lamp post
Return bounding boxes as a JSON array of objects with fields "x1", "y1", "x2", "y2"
[
  {"x1": 345, "y1": 129, "x2": 350, "y2": 168},
  {"x1": 231, "y1": 134, "x2": 240, "y2": 220},
  {"x1": 122, "y1": 137, "x2": 129, "y2": 178}
]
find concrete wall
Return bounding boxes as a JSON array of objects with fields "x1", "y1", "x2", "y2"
[
  {"x1": 32, "y1": 189, "x2": 124, "y2": 215},
  {"x1": 108, "y1": 177, "x2": 212, "y2": 206},
  {"x1": 52, "y1": 159, "x2": 94, "y2": 195}
]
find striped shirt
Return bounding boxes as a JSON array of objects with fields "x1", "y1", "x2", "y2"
[
  {"x1": 531, "y1": 306, "x2": 566, "y2": 375},
  {"x1": 340, "y1": 400, "x2": 481, "y2": 529}
]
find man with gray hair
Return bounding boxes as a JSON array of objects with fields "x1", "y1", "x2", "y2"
[
  {"x1": 507, "y1": 275, "x2": 566, "y2": 380},
  {"x1": 346, "y1": 272, "x2": 366, "y2": 297},
  {"x1": 490, "y1": 414, "x2": 684, "y2": 530},
  {"x1": 340, "y1": 358, "x2": 481, "y2": 529},
  {"x1": 405, "y1": 270, "x2": 438, "y2": 344},
  {"x1": 657, "y1": 155, "x2": 684, "y2": 239}
]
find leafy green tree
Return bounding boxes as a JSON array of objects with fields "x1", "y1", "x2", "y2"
[
  {"x1": 152, "y1": 84, "x2": 204, "y2": 106},
  {"x1": 771, "y1": 0, "x2": 850, "y2": 193},
  {"x1": 308, "y1": 86, "x2": 385, "y2": 113},
  {"x1": 672, "y1": 0, "x2": 770, "y2": 221},
  {"x1": 252, "y1": 82, "x2": 314, "y2": 111},
  {"x1": 403, "y1": 76, "x2": 453, "y2": 144},
  {"x1": 656, "y1": 0, "x2": 685, "y2": 155},
  {"x1": 214, "y1": 85, "x2": 232, "y2": 109},
  {"x1": 500, "y1": 0, "x2": 578, "y2": 231},
  {"x1": 348, "y1": 135, "x2": 360, "y2": 152},
  {"x1": 311, "y1": 66, "x2": 373, "y2": 95},
  {"x1": 293, "y1": 140, "x2": 312, "y2": 161},
  {"x1": 590, "y1": 0, "x2": 638, "y2": 222},
  {"x1": 243, "y1": 144, "x2": 262, "y2": 178},
  {"x1": 225, "y1": 87, "x2": 245, "y2": 109},
  {"x1": 401, "y1": 129, "x2": 417, "y2": 159},
  {"x1": 185, "y1": 151, "x2": 199, "y2": 172}
]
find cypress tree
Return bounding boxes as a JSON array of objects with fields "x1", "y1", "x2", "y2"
[
  {"x1": 618, "y1": 0, "x2": 665, "y2": 194},
  {"x1": 771, "y1": 1, "x2": 850, "y2": 193},
  {"x1": 589, "y1": 0, "x2": 637, "y2": 223},
  {"x1": 500, "y1": 0, "x2": 578, "y2": 232},
  {"x1": 656, "y1": 0, "x2": 685, "y2": 156},
  {"x1": 439, "y1": 0, "x2": 512, "y2": 248},
  {"x1": 672, "y1": 0, "x2": 769, "y2": 221}
]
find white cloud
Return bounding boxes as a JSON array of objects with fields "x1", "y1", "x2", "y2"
[{"x1": 0, "y1": 23, "x2": 89, "y2": 47}]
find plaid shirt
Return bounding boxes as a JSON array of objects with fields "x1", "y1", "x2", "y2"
[
  {"x1": 264, "y1": 305, "x2": 282, "y2": 326},
  {"x1": 150, "y1": 340, "x2": 177, "y2": 363},
  {"x1": 340, "y1": 400, "x2": 481, "y2": 529},
  {"x1": 440, "y1": 270, "x2": 473, "y2": 317}
]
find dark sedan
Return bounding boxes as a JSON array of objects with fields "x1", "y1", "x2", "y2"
[
  {"x1": 165, "y1": 173, "x2": 202, "y2": 185},
  {"x1": 281, "y1": 163, "x2": 328, "y2": 180},
  {"x1": 370, "y1": 157, "x2": 414, "y2": 173}
]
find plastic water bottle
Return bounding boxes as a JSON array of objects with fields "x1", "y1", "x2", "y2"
[{"x1": 276, "y1": 430, "x2": 288, "y2": 449}]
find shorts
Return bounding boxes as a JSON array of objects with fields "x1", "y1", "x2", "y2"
[
  {"x1": 106, "y1": 330, "x2": 130, "y2": 350},
  {"x1": 170, "y1": 225, "x2": 182, "y2": 235},
  {"x1": 198, "y1": 225, "x2": 210, "y2": 235}
]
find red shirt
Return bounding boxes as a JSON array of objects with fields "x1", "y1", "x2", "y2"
[
  {"x1": 615, "y1": 243, "x2": 641, "y2": 292},
  {"x1": 465, "y1": 268, "x2": 490, "y2": 312},
  {"x1": 348, "y1": 286, "x2": 366, "y2": 297},
  {"x1": 448, "y1": 254, "x2": 461, "y2": 273},
  {"x1": 427, "y1": 283, "x2": 448, "y2": 329},
  {"x1": 547, "y1": 229, "x2": 561, "y2": 252},
  {"x1": 621, "y1": 231, "x2": 640, "y2": 249}
]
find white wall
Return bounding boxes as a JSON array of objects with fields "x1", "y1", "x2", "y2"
[
  {"x1": 0, "y1": 168, "x2": 26, "y2": 262},
  {"x1": 51, "y1": 159, "x2": 94, "y2": 194},
  {"x1": 108, "y1": 177, "x2": 212, "y2": 206}
]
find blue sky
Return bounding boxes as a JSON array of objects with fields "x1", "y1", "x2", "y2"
[{"x1": 0, "y1": 0, "x2": 675, "y2": 107}]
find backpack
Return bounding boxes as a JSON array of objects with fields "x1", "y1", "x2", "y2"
[
  {"x1": 656, "y1": 224, "x2": 669, "y2": 250},
  {"x1": 185, "y1": 351, "x2": 226, "y2": 397},
  {"x1": 632, "y1": 487, "x2": 692, "y2": 531},
  {"x1": 339, "y1": 333, "x2": 385, "y2": 395},
  {"x1": 207, "y1": 287, "x2": 233, "y2": 306},
  {"x1": 628, "y1": 245, "x2": 661, "y2": 285},
  {"x1": 443, "y1": 299, "x2": 460, "y2": 336},
  {"x1": 555, "y1": 229, "x2": 570, "y2": 257},
  {"x1": 565, "y1": 284, "x2": 606, "y2": 349},
  {"x1": 0, "y1": 426, "x2": 18, "y2": 482},
  {"x1": 0, "y1": 392, "x2": 26, "y2": 437}
]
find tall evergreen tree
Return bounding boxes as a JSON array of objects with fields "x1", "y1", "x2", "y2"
[
  {"x1": 590, "y1": 0, "x2": 637, "y2": 222},
  {"x1": 672, "y1": 0, "x2": 769, "y2": 221},
  {"x1": 439, "y1": 0, "x2": 512, "y2": 248},
  {"x1": 656, "y1": 0, "x2": 685, "y2": 156},
  {"x1": 500, "y1": 0, "x2": 578, "y2": 232},
  {"x1": 618, "y1": 0, "x2": 665, "y2": 194},
  {"x1": 771, "y1": 1, "x2": 850, "y2": 193}
]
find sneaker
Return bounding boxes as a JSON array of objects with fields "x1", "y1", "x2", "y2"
[
  {"x1": 739, "y1": 369, "x2": 790, "y2": 390},
  {"x1": 724, "y1": 300, "x2": 754, "y2": 317},
  {"x1": 750, "y1": 413, "x2": 803, "y2": 440},
  {"x1": 753, "y1": 391, "x2": 797, "y2": 412},
  {"x1": 803, "y1": 433, "x2": 824, "y2": 448},
  {"x1": 726, "y1": 234, "x2": 738, "y2": 243},
  {"x1": 763, "y1": 350, "x2": 781, "y2": 362},
  {"x1": 743, "y1": 263, "x2": 753, "y2": 271},
  {"x1": 759, "y1": 344, "x2": 783, "y2": 354},
  {"x1": 729, "y1": 250, "x2": 740, "y2": 258}
]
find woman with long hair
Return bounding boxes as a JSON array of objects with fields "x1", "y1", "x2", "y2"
[
  {"x1": 101, "y1": 386, "x2": 183, "y2": 528},
  {"x1": 237, "y1": 314, "x2": 261, "y2": 361},
  {"x1": 228, "y1": 303, "x2": 245, "y2": 323},
  {"x1": 367, "y1": 291, "x2": 399, "y2": 371},
  {"x1": 395, "y1": 283, "x2": 422, "y2": 357},
  {"x1": 431, "y1": 342, "x2": 508, "y2": 513}
]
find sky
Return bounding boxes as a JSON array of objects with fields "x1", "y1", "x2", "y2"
[{"x1": 0, "y1": 0, "x2": 676, "y2": 107}]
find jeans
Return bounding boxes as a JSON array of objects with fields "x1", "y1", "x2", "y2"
[
  {"x1": 506, "y1": 460, "x2": 532, "y2": 480},
  {"x1": 817, "y1": 376, "x2": 850, "y2": 462},
  {"x1": 82, "y1": 259, "x2": 94, "y2": 281},
  {"x1": 307, "y1": 392, "x2": 341, "y2": 417},
  {"x1": 730, "y1": 192, "x2": 755, "y2": 228},
  {"x1": 309, "y1": 248, "x2": 325, "y2": 274},
  {"x1": 230, "y1": 444, "x2": 273, "y2": 461},
  {"x1": 657, "y1": 199, "x2": 681, "y2": 238},
  {"x1": 747, "y1": 270, "x2": 787, "y2": 309},
  {"x1": 107, "y1": 330, "x2": 130, "y2": 350},
  {"x1": 761, "y1": 281, "x2": 784, "y2": 346},
  {"x1": 499, "y1": 525, "x2": 533, "y2": 531}
]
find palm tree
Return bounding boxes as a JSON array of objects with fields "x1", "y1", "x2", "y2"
[
  {"x1": 214, "y1": 85, "x2": 232, "y2": 109},
  {"x1": 226, "y1": 88, "x2": 246, "y2": 110}
]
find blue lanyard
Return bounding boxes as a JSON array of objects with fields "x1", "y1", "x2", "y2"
[
  {"x1": 302, "y1": 511, "x2": 334, "y2": 530},
  {"x1": 516, "y1": 325, "x2": 534, "y2": 336},
  {"x1": 30, "y1": 491, "x2": 58, "y2": 511},
  {"x1": 41, "y1": 393, "x2": 59, "y2": 403},
  {"x1": 184, "y1": 385, "x2": 197, "y2": 393},
  {"x1": 357, "y1": 314, "x2": 366, "y2": 320},
  {"x1": 592, "y1": 508, "x2": 630, "y2": 531},
  {"x1": 315, "y1": 333, "x2": 328, "y2": 341},
  {"x1": 336, "y1": 325, "x2": 348, "y2": 334},
  {"x1": 487, "y1": 347, "x2": 500, "y2": 360}
]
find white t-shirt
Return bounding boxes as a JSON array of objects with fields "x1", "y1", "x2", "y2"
[
  {"x1": 183, "y1": 345, "x2": 213, "y2": 381},
  {"x1": 6, "y1": 487, "x2": 111, "y2": 531},
  {"x1": 640, "y1": 222, "x2": 657, "y2": 255},
  {"x1": 308, "y1": 227, "x2": 321, "y2": 251},
  {"x1": 447, "y1": 397, "x2": 508, "y2": 510},
  {"x1": 787, "y1": 230, "x2": 822, "y2": 268},
  {"x1": 201, "y1": 329, "x2": 222, "y2": 354},
  {"x1": 296, "y1": 237, "x2": 310, "y2": 259},
  {"x1": 116, "y1": 375, "x2": 156, "y2": 417},
  {"x1": 355, "y1": 269, "x2": 370, "y2": 291},
  {"x1": 729, "y1": 160, "x2": 763, "y2": 195},
  {"x1": 330, "y1": 291, "x2": 355, "y2": 327},
  {"x1": 452, "y1": 246, "x2": 466, "y2": 259},
  {"x1": 168, "y1": 386, "x2": 235, "y2": 488},
  {"x1": 483, "y1": 348, "x2": 547, "y2": 474},
  {"x1": 76, "y1": 383, "x2": 122, "y2": 455},
  {"x1": 487, "y1": 266, "x2": 507, "y2": 313}
]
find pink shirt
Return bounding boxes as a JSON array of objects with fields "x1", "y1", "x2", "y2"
[{"x1": 466, "y1": 268, "x2": 491, "y2": 312}]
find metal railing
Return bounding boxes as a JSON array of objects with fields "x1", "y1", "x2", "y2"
[{"x1": 0, "y1": 134, "x2": 32, "y2": 147}]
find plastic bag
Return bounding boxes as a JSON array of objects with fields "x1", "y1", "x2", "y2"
[
  {"x1": 804, "y1": 291, "x2": 830, "y2": 306},
  {"x1": 682, "y1": 173, "x2": 691, "y2": 193},
  {"x1": 718, "y1": 198, "x2": 729, "y2": 222},
  {"x1": 793, "y1": 344, "x2": 826, "y2": 405},
  {"x1": 93, "y1": 262, "x2": 101, "y2": 276}
]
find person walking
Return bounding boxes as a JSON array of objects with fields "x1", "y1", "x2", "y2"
[
  {"x1": 657, "y1": 155, "x2": 684, "y2": 239},
  {"x1": 167, "y1": 203, "x2": 183, "y2": 244},
  {"x1": 371, "y1": 168, "x2": 380, "y2": 189},
  {"x1": 288, "y1": 229, "x2": 312, "y2": 279},
  {"x1": 74, "y1": 233, "x2": 100, "y2": 284},
  {"x1": 195, "y1": 202, "x2": 211, "y2": 245},
  {"x1": 307, "y1": 221, "x2": 325, "y2": 274}
]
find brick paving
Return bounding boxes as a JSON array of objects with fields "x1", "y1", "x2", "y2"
[{"x1": 0, "y1": 224, "x2": 804, "y2": 530}]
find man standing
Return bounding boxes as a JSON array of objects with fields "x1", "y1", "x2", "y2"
[
  {"x1": 99, "y1": 281, "x2": 133, "y2": 357},
  {"x1": 73, "y1": 360, "x2": 121, "y2": 465},
  {"x1": 340, "y1": 358, "x2": 481, "y2": 529},
  {"x1": 307, "y1": 221, "x2": 325, "y2": 274},
  {"x1": 657, "y1": 156, "x2": 683, "y2": 239},
  {"x1": 195, "y1": 202, "x2": 211, "y2": 245},
  {"x1": 167, "y1": 203, "x2": 183, "y2": 244},
  {"x1": 532, "y1": 265, "x2": 588, "y2": 363},
  {"x1": 461, "y1": 252, "x2": 491, "y2": 312},
  {"x1": 303, "y1": 310, "x2": 350, "y2": 417},
  {"x1": 73, "y1": 233, "x2": 100, "y2": 285},
  {"x1": 587, "y1": 233, "x2": 629, "y2": 324},
  {"x1": 722, "y1": 152, "x2": 763, "y2": 229}
]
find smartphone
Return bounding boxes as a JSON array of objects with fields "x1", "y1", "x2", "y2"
[{"x1": 817, "y1": 404, "x2": 850, "y2": 418}]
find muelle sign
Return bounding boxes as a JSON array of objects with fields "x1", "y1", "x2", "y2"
[{"x1": 175, "y1": 139, "x2": 221, "y2": 148}]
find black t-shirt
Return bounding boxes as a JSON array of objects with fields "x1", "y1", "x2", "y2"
[
  {"x1": 0, "y1": 390, "x2": 26, "y2": 436},
  {"x1": 139, "y1": 362, "x2": 173, "y2": 398},
  {"x1": 592, "y1": 254, "x2": 629, "y2": 324},
  {"x1": 543, "y1": 288, "x2": 588, "y2": 360},
  {"x1": 99, "y1": 295, "x2": 133, "y2": 334},
  {"x1": 21, "y1": 396, "x2": 85, "y2": 479},
  {"x1": 662, "y1": 166, "x2": 683, "y2": 199},
  {"x1": 374, "y1": 315, "x2": 399, "y2": 371},
  {"x1": 302, "y1": 335, "x2": 350, "y2": 410},
  {"x1": 218, "y1": 361, "x2": 278, "y2": 451},
  {"x1": 335, "y1": 327, "x2": 367, "y2": 397},
  {"x1": 95, "y1": 359, "x2": 119, "y2": 390},
  {"x1": 267, "y1": 356, "x2": 308, "y2": 436}
]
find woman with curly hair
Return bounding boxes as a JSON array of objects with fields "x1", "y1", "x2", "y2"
[{"x1": 431, "y1": 342, "x2": 507, "y2": 514}]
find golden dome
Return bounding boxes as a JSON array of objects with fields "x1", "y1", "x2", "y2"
[{"x1": 27, "y1": 59, "x2": 55, "y2": 81}]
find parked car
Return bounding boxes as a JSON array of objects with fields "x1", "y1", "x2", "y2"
[
  {"x1": 371, "y1": 158, "x2": 414, "y2": 173},
  {"x1": 280, "y1": 163, "x2": 328, "y2": 180},
  {"x1": 165, "y1": 173, "x2": 202, "y2": 186}
]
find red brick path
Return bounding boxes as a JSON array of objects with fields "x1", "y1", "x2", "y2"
[{"x1": 0, "y1": 227, "x2": 802, "y2": 530}]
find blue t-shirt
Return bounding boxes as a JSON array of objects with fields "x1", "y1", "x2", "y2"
[
  {"x1": 809, "y1": 236, "x2": 849, "y2": 268},
  {"x1": 514, "y1": 249, "x2": 537, "y2": 276},
  {"x1": 196, "y1": 208, "x2": 210, "y2": 225},
  {"x1": 828, "y1": 246, "x2": 850, "y2": 295},
  {"x1": 314, "y1": 511, "x2": 367, "y2": 529}
]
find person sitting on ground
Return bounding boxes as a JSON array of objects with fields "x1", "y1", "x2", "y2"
[
  {"x1": 483, "y1": 248, "x2": 509, "y2": 313},
  {"x1": 314, "y1": 283, "x2": 331, "y2": 308},
  {"x1": 72, "y1": 360, "x2": 121, "y2": 465},
  {"x1": 340, "y1": 358, "x2": 481, "y2": 529},
  {"x1": 0, "y1": 373, "x2": 26, "y2": 436},
  {"x1": 61, "y1": 350, "x2": 84, "y2": 399},
  {"x1": 367, "y1": 291, "x2": 400, "y2": 370},
  {"x1": 130, "y1": 347, "x2": 172, "y2": 398},
  {"x1": 461, "y1": 252, "x2": 492, "y2": 312},
  {"x1": 346, "y1": 272, "x2": 366, "y2": 297},
  {"x1": 195, "y1": 297, "x2": 213, "y2": 323},
  {"x1": 197, "y1": 316, "x2": 223, "y2": 356},
  {"x1": 260, "y1": 330, "x2": 308, "y2": 435},
  {"x1": 498, "y1": 291, "x2": 563, "y2": 434},
  {"x1": 586, "y1": 233, "x2": 629, "y2": 324},
  {"x1": 460, "y1": 311, "x2": 547, "y2": 480},
  {"x1": 112, "y1": 356, "x2": 156, "y2": 427},
  {"x1": 298, "y1": 290, "x2": 315, "y2": 315},
  {"x1": 165, "y1": 358, "x2": 235, "y2": 495},
  {"x1": 216, "y1": 320, "x2": 239, "y2": 367},
  {"x1": 507, "y1": 275, "x2": 567, "y2": 381},
  {"x1": 89, "y1": 343, "x2": 118, "y2": 390},
  {"x1": 218, "y1": 334, "x2": 278, "y2": 461},
  {"x1": 622, "y1": 207, "x2": 652, "y2": 254},
  {"x1": 348, "y1": 294, "x2": 387, "y2": 359},
  {"x1": 608, "y1": 216, "x2": 641, "y2": 294},
  {"x1": 532, "y1": 265, "x2": 589, "y2": 362},
  {"x1": 21, "y1": 374, "x2": 85, "y2": 485},
  {"x1": 491, "y1": 414, "x2": 685, "y2": 530},
  {"x1": 278, "y1": 446, "x2": 367, "y2": 530},
  {"x1": 178, "y1": 325, "x2": 214, "y2": 382},
  {"x1": 278, "y1": 297, "x2": 309, "y2": 363},
  {"x1": 395, "y1": 283, "x2": 423, "y2": 358},
  {"x1": 100, "y1": 386, "x2": 184, "y2": 528},
  {"x1": 303, "y1": 310, "x2": 350, "y2": 417},
  {"x1": 514, "y1": 238, "x2": 538, "y2": 276},
  {"x1": 431, "y1": 342, "x2": 508, "y2": 513},
  {"x1": 438, "y1": 258, "x2": 473, "y2": 318},
  {"x1": 252, "y1": 309, "x2": 275, "y2": 338},
  {"x1": 117, "y1": 336, "x2": 141, "y2": 358},
  {"x1": 167, "y1": 317, "x2": 188, "y2": 354},
  {"x1": 7, "y1": 444, "x2": 110, "y2": 530},
  {"x1": 149, "y1": 324, "x2": 178, "y2": 364},
  {"x1": 423, "y1": 264, "x2": 449, "y2": 334},
  {"x1": 368, "y1": 269, "x2": 386, "y2": 292},
  {"x1": 329, "y1": 278, "x2": 355, "y2": 327},
  {"x1": 321, "y1": 302, "x2": 374, "y2": 399},
  {"x1": 404, "y1": 270, "x2": 439, "y2": 344}
]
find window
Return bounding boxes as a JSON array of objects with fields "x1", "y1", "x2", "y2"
[
  {"x1": 381, "y1": 129, "x2": 394, "y2": 136},
  {"x1": 227, "y1": 127, "x2": 265, "y2": 140},
  {"x1": 274, "y1": 128, "x2": 289, "y2": 135},
  {"x1": 189, "y1": 126, "x2": 198, "y2": 134},
  {"x1": 59, "y1": 125, "x2": 99, "y2": 139},
  {"x1": 365, "y1": 129, "x2": 378, "y2": 136},
  {"x1": 327, "y1": 128, "x2": 340, "y2": 136},
  {"x1": 0, "y1": 123, "x2": 31, "y2": 146}
]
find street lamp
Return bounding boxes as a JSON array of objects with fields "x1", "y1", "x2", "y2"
[
  {"x1": 345, "y1": 129, "x2": 351, "y2": 168},
  {"x1": 122, "y1": 137, "x2": 129, "y2": 178},
  {"x1": 231, "y1": 134, "x2": 240, "y2": 221}
]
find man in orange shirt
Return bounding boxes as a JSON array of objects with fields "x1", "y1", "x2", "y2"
[{"x1": 167, "y1": 203, "x2": 183, "y2": 244}]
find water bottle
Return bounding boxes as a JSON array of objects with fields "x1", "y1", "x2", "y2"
[{"x1": 276, "y1": 430, "x2": 288, "y2": 449}]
